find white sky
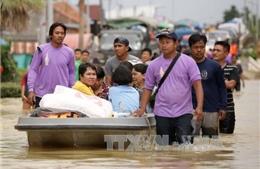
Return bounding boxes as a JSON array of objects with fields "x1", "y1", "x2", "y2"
[{"x1": 72, "y1": 0, "x2": 260, "y2": 24}]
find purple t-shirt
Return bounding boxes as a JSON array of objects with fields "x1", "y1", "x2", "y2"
[
  {"x1": 225, "y1": 53, "x2": 232, "y2": 64},
  {"x1": 28, "y1": 43, "x2": 75, "y2": 98},
  {"x1": 145, "y1": 53, "x2": 201, "y2": 117}
]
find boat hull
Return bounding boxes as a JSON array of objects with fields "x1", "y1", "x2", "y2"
[{"x1": 15, "y1": 115, "x2": 156, "y2": 148}]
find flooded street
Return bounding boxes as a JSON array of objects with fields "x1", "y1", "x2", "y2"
[{"x1": 0, "y1": 80, "x2": 259, "y2": 169}]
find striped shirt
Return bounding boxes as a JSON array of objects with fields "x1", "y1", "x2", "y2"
[{"x1": 222, "y1": 64, "x2": 239, "y2": 113}]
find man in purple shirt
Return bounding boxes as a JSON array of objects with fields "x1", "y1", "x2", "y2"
[
  {"x1": 134, "y1": 28, "x2": 204, "y2": 145},
  {"x1": 27, "y1": 22, "x2": 75, "y2": 107}
]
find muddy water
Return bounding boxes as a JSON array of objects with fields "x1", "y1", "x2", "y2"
[{"x1": 0, "y1": 80, "x2": 259, "y2": 169}]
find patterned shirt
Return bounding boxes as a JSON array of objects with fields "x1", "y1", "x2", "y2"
[{"x1": 96, "y1": 82, "x2": 109, "y2": 100}]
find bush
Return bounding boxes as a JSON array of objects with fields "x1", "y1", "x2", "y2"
[
  {"x1": 0, "y1": 41, "x2": 27, "y2": 98},
  {"x1": 1, "y1": 82, "x2": 21, "y2": 98},
  {"x1": 0, "y1": 69, "x2": 26, "y2": 98},
  {"x1": 245, "y1": 47, "x2": 258, "y2": 60},
  {"x1": 1, "y1": 42, "x2": 19, "y2": 82}
]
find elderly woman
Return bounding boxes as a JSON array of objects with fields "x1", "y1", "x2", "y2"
[
  {"x1": 72, "y1": 63, "x2": 97, "y2": 96},
  {"x1": 91, "y1": 65, "x2": 109, "y2": 100},
  {"x1": 109, "y1": 65, "x2": 139, "y2": 114}
]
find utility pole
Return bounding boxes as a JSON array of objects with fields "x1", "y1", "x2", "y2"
[
  {"x1": 149, "y1": 0, "x2": 151, "y2": 17},
  {"x1": 87, "y1": 0, "x2": 90, "y2": 33},
  {"x1": 99, "y1": 0, "x2": 103, "y2": 28},
  {"x1": 256, "y1": 0, "x2": 259, "y2": 43},
  {"x1": 47, "y1": 0, "x2": 53, "y2": 29},
  {"x1": 39, "y1": 1, "x2": 47, "y2": 44},
  {"x1": 108, "y1": 0, "x2": 111, "y2": 19},
  {"x1": 172, "y1": 0, "x2": 175, "y2": 22},
  {"x1": 78, "y1": 0, "x2": 84, "y2": 49}
]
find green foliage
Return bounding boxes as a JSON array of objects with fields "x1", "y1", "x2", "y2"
[
  {"x1": 16, "y1": 68, "x2": 27, "y2": 82},
  {"x1": 244, "y1": 46, "x2": 258, "y2": 60},
  {"x1": 0, "y1": 82, "x2": 21, "y2": 98},
  {"x1": 0, "y1": 68, "x2": 26, "y2": 98},
  {"x1": 241, "y1": 6, "x2": 260, "y2": 39},
  {"x1": 223, "y1": 5, "x2": 260, "y2": 47},
  {"x1": 0, "y1": 42, "x2": 19, "y2": 82},
  {"x1": 0, "y1": 0, "x2": 44, "y2": 10},
  {"x1": 223, "y1": 5, "x2": 241, "y2": 22}
]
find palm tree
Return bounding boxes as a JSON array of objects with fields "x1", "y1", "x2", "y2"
[
  {"x1": 0, "y1": 0, "x2": 43, "y2": 83},
  {"x1": 0, "y1": 0, "x2": 43, "y2": 32}
]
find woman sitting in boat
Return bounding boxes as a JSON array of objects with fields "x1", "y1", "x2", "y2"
[
  {"x1": 119, "y1": 61, "x2": 134, "y2": 87},
  {"x1": 109, "y1": 65, "x2": 139, "y2": 116},
  {"x1": 132, "y1": 63, "x2": 152, "y2": 113},
  {"x1": 120, "y1": 60, "x2": 133, "y2": 71},
  {"x1": 132, "y1": 63, "x2": 147, "y2": 102},
  {"x1": 72, "y1": 63, "x2": 97, "y2": 95},
  {"x1": 91, "y1": 65, "x2": 109, "y2": 100}
]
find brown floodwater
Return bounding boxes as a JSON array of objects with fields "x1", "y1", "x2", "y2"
[{"x1": 0, "y1": 80, "x2": 259, "y2": 169}]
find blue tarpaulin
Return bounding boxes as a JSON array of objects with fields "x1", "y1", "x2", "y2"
[
  {"x1": 174, "y1": 28, "x2": 196, "y2": 40},
  {"x1": 174, "y1": 19, "x2": 203, "y2": 32}
]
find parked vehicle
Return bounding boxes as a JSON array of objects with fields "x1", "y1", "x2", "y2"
[
  {"x1": 206, "y1": 39, "x2": 216, "y2": 52},
  {"x1": 99, "y1": 29, "x2": 159, "y2": 62},
  {"x1": 219, "y1": 28, "x2": 238, "y2": 40},
  {"x1": 98, "y1": 17, "x2": 160, "y2": 63},
  {"x1": 206, "y1": 29, "x2": 232, "y2": 43}
]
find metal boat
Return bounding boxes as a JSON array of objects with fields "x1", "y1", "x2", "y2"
[{"x1": 14, "y1": 114, "x2": 156, "y2": 148}]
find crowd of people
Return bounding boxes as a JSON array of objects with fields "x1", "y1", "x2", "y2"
[{"x1": 21, "y1": 22, "x2": 243, "y2": 145}]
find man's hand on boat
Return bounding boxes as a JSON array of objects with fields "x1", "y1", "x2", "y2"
[
  {"x1": 193, "y1": 107, "x2": 203, "y2": 122},
  {"x1": 27, "y1": 91, "x2": 36, "y2": 106},
  {"x1": 133, "y1": 108, "x2": 146, "y2": 117}
]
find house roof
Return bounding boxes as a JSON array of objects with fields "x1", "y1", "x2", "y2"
[
  {"x1": 53, "y1": 0, "x2": 87, "y2": 24},
  {"x1": 84, "y1": 5, "x2": 102, "y2": 21}
]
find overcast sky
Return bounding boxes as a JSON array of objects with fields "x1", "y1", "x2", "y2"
[{"x1": 74, "y1": 0, "x2": 260, "y2": 24}]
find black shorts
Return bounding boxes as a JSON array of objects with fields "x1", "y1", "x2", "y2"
[{"x1": 155, "y1": 114, "x2": 193, "y2": 145}]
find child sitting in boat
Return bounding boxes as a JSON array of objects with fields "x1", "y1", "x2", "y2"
[{"x1": 109, "y1": 65, "x2": 139, "y2": 116}]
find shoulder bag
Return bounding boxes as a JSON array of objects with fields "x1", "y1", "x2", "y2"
[{"x1": 149, "y1": 53, "x2": 181, "y2": 108}]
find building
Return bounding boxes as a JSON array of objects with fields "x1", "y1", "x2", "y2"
[{"x1": 2, "y1": 0, "x2": 103, "y2": 69}]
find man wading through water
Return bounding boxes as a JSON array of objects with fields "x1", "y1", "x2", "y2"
[{"x1": 134, "y1": 28, "x2": 204, "y2": 145}]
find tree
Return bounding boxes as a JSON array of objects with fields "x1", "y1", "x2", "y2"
[
  {"x1": 0, "y1": 0, "x2": 43, "y2": 83},
  {"x1": 241, "y1": 6, "x2": 260, "y2": 38},
  {"x1": 242, "y1": 6, "x2": 252, "y2": 31},
  {"x1": 223, "y1": 5, "x2": 241, "y2": 22},
  {"x1": 1, "y1": 42, "x2": 18, "y2": 82},
  {"x1": 0, "y1": 0, "x2": 43, "y2": 32}
]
